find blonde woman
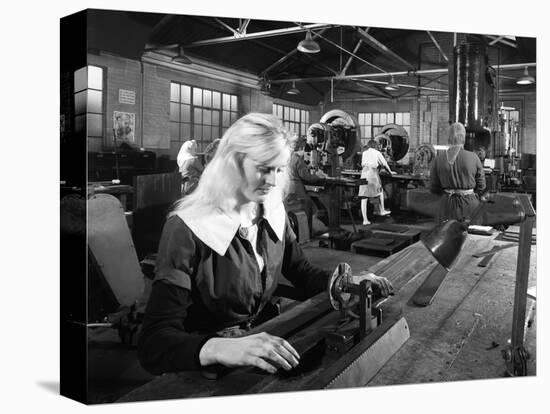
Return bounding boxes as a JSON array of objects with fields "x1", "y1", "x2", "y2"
[{"x1": 138, "y1": 113, "x2": 393, "y2": 375}]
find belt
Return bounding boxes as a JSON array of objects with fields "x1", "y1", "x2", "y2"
[{"x1": 444, "y1": 189, "x2": 474, "y2": 195}]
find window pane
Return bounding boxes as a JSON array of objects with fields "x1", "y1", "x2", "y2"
[
  {"x1": 284, "y1": 106, "x2": 289, "y2": 120},
  {"x1": 181, "y1": 123, "x2": 191, "y2": 140},
  {"x1": 203, "y1": 90, "x2": 212, "y2": 108},
  {"x1": 387, "y1": 113, "x2": 394, "y2": 124},
  {"x1": 403, "y1": 113, "x2": 410, "y2": 125},
  {"x1": 194, "y1": 124, "x2": 202, "y2": 139},
  {"x1": 373, "y1": 126, "x2": 382, "y2": 136},
  {"x1": 395, "y1": 113, "x2": 403, "y2": 124},
  {"x1": 380, "y1": 113, "x2": 387, "y2": 125},
  {"x1": 301, "y1": 124, "x2": 305, "y2": 136},
  {"x1": 212, "y1": 91, "x2": 221, "y2": 109},
  {"x1": 170, "y1": 122, "x2": 180, "y2": 140},
  {"x1": 358, "y1": 113, "x2": 364, "y2": 124},
  {"x1": 365, "y1": 113, "x2": 371, "y2": 125},
  {"x1": 231, "y1": 95, "x2": 237, "y2": 111},
  {"x1": 272, "y1": 106, "x2": 277, "y2": 116},
  {"x1": 203, "y1": 109, "x2": 212, "y2": 125},
  {"x1": 277, "y1": 105, "x2": 283, "y2": 118},
  {"x1": 194, "y1": 108, "x2": 202, "y2": 123},
  {"x1": 88, "y1": 114, "x2": 103, "y2": 137},
  {"x1": 365, "y1": 128, "x2": 372, "y2": 138},
  {"x1": 88, "y1": 66, "x2": 103, "y2": 90},
  {"x1": 231, "y1": 111, "x2": 238, "y2": 124},
  {"x1": 212, "y1": 110, "x2": 220, "y2": 126},
  {"x1": 222, "y1": 111, "x2": 230, "y2": 127},
  {"x1": 373, "y1": 113, "x2": 380, "y2": 124},
  {"x1": 193, "y1": 88, "x2": 203, "y2": 106},
  {"x1": 181, "y1": 104, "x2": 191, "y2": 122},
  {"x1": 88, "y1": 90, "x2": 102, "y2": 113},
  {"x1": 181, "y1": 85, "x2": 191, "y2": 104},
  {"x1": 170, "y1": 83, "x2": 180, "y2": 102},
  {"x1": 74, "y1": 67, "x2": 87, "y2": 93},
  {"x1": 170, "y1": 102, "x2": 180, "y2": 122},
  {"x1": 74, "y1": 91, "x2": 87, "y2": 115},
  {"x1": 203, "y1": 126, "x2": 211, "y2": 140},
  {"x1": 223, "y1": 94, "x2": 231, "y2": 110}
]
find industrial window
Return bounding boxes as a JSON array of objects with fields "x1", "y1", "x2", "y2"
[
  {"x1": 170, "y1": 82, "x2": 238, "y2": 152},
  {"x1": 74, "y1": 65, "x2": 103, "y2": 139},
  {"x1": 357, "y1": 112, "x2": 410, "y2": 147},
  {"x1": 272, "y1": 104, "x2": 310, "y2": 137}
]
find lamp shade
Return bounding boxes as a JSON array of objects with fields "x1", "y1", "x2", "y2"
[
  {"x1": 385, "y1": 76, "x2": 399, "y2": 91},
  {"x1": 421, "y1": 220, "x2": 468, "y2": 270},
  {"x1": 286, "y1": 81, "x2": 300, "y2": 95},
  {"x1": 297, "y1": 31, "x2": 320, "y2": 53},
  {"x1": 516, "y1": 66, "x2": 534, "y2": 85},
  {"x1": 172, "y1": 46, "x2": 192, "y2": 65}
]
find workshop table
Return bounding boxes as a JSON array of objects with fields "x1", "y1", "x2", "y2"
[{"x1": 118, "y1": 233, "x2": 536, "y2": 402}]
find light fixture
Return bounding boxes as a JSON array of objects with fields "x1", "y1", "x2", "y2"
[
  {"x1": 516, "y1": 66, "x2": 535, "y2": 85},
  {"x1": 286, "y1": 81, "x2": 300, "y2": 95},
  {"x1": 297, "y1": 31, "x2": 320, "y2": 54},
  {"x1": 384, "y1": 76, "x2": 399, "y2": 91},
  {"x1": 171, "y1": 46, "x2": 192, "y2": 65}
]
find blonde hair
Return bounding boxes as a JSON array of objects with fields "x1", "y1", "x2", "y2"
[
  {"x1": 171, "y1": 113, "x2": 296, "y2": 216},
  {"x1": 448, "y1": 122, "x2": 466, "y2": 146}
]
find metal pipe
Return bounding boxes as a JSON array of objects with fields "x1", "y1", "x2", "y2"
[
  {"x1": 268, "y1": 63, "x2": 536, "y2": 84},
  {"x1": 186, "y1": 23, "x2": 333, "y2": 47}
]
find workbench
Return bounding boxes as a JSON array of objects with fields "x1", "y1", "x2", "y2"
[{"x1": 118, "y1": 233, "x2": 536, "y2": 402}]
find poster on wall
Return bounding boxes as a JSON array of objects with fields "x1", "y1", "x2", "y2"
[{"x1": 113, "y1": 111, "x2": 135, "y2": 143}]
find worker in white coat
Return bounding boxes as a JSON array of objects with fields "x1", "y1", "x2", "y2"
[{"x1": 358, "y1": 139, "x2": 396, "y2": 225}]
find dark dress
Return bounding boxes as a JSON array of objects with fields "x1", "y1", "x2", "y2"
[
  {"x1": 430, "y1": 147, "x2": 486, "y2": 223},
  {"x1": 138, "y1": 210, "x2": 331, "y2": 375}
]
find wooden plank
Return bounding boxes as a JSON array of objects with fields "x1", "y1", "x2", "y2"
[{"x1": 411, "y1": 264, "x2": 448, "y2": 306}]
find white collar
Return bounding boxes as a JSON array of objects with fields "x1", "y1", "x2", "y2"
[{"x1": 176, "y1": 190, "x2": 286, "y2": 256}]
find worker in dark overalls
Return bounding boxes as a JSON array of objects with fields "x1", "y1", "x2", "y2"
[{"x1": 430, "y1": 122, "x2": 486, "y2": 223}]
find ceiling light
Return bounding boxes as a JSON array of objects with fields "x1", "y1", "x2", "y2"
[
  {"x1": 297, "y1": 31, "x2": 320, "y2": 54},
  {"x1": 286, "y1": 81, "x2": 300, "y2": 95},
  {"x1": 516, "y1": 66, "x2": 535, "y2": 85},
  {"x1": 171, "y1": 46, "x2": 192, "y2": 65},
  {"x1": 385, "y1": 76, "x2": 399, "y2": 91}
]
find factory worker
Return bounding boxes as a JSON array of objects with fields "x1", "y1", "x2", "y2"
[
  {"x1": 358, "y1": 139, "x2": 396, "y2": 225},
  {"x1": 430, "y1": 122, "x2": 486, "y2": 223},
  {"x1": 176, "y1": 139, "x2": 204, "y2": 195},
  {"x1": 138, "y1": 113, "x2": 393, "y2": 375}
]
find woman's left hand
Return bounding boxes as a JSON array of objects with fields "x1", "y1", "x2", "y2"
[{"x1": 353, "y1": 272, "x2": 394, "y2": 297}]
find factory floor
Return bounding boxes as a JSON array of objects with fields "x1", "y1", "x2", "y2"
[{"x1": 85, "y1": 208, "x2": 537, "y2": 403}]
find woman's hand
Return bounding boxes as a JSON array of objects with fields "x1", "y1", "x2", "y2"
[
  {"x1": 199, "y1": 332, "x2": 300, "y2": 374},
  {"x1": 353, "y1": 272, "x2": 394, "y2": 297}
]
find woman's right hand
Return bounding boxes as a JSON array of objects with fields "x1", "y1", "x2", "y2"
[{"x1": 199, "y1": 332, "x2": 300, "y2": 374}]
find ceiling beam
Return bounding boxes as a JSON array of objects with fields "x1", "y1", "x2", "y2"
[
  {"x1": 303, "y1": 26, "x2": 387, "y2": 74},
  {"x1": 356, "y1": 28, "x2": 415, "y2": 70},
  {"x1": 185, "y1": 23, "x2": 333, "y2": 47},
  {"x1": 426, "y1": 31, "x2": 448, "y2": 62},
  {"x1": 260, "y1": 28, "x2": 331, "y2": 76},
  {"x1": 486, "y1": 35, "x2": 517, "y2": 48},
  {"x1": 340, "y1": 38, "x2": 365, "y2": 76}
]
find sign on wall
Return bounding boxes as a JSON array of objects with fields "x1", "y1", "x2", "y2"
[
  {"x1": 113, "y1": 111, "x2": 135, "y2": 143},
  {"x1": 118, "y1": 89, "x2": 136, "y2": 105}
]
